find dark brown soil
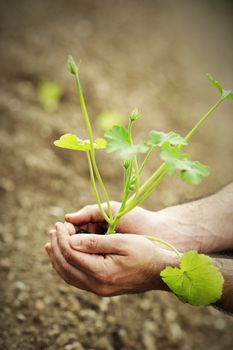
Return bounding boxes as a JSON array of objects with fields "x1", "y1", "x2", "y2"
[{"x1": 0, "y1": 1, "x2": 232, "y2": 349}]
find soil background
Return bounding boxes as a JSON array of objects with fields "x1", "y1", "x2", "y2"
[{"x1": 0, "y1": 0, "x2": 233, "y2": 349}]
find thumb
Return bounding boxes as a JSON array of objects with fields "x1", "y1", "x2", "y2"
[
  {"x1": 65, "y1": 204, "x2": 108, "y2": 225},
  {"x1": 69, "y1": 233, "x2": 128, "y2": 255}
]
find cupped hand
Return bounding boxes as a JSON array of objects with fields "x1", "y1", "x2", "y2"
[
  {"x1": 65, "y1": 201, "x2": 156, "y2": 236},
  {"x1": 45, "y1": 222, "x2": 178, "y2": 296}
]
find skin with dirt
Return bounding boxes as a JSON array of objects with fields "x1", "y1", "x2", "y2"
[{"x1": 0, "y1": 1, "x2": 233, "y2": 349}]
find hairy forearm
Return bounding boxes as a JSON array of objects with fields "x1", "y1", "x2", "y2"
[
  {"x1": 212, "y1": 253, "x2": 233, "y2": 313},
  {"x1": 153, "y1": 183, "x2": 233, "y2": 253}
]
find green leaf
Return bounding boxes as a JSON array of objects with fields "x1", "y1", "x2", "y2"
[
  {"x1": 97, "y1": 111, "x2": 125, "y2": 132},
  {"x1": 54, "y1": 134, "x2": 106, "y2": 151},
  {"x1": 160, "y1": 250, "x2": 224, "y2": 306},
  {"x1": 38, "y1": 81, "x2": 63, "y2": 112},
  {"x1": 180, "y1": 161, "x2": 210, "y2": 185},
  {"x1": 150, "y1": 131, "x2": 187, "y2": 147},
  {"x1": 207, "y1": 73, "x2": 233, "y2": 100},
  {"x1": 160, "y1": 143, "x2": 209, "y2": 183},
  {"x1": 160, "y1": 142, "x2": 181, "y2": 175},
  {"x1": 105, "y1": 126, "x2": 148, "y2": 160}
]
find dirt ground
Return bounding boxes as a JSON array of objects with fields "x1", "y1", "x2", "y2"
[{"x1": 0, "y1": 0, "x2": 232, "y2": 349}]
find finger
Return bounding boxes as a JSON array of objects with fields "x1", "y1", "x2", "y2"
[
  {"x1": 69, "y1": 233, "x2": 129, "y2": 255},
  {"x1": 56, "y1": 223, "x2": 106, "y2": 274},
  {"x1": 64, "y1": 222, "x2": 76, "y2": 235},
  {"x1": 44, "y1": 242, "x2": 51, "y2": 253},
  {"x1": 65, "y1": 203, "x2": 109, "y2": 225},
  {"x1": 48, "y1": 229, "x2": 56, "y2": 237},
  {"x1": 50, "y1": 230, "x2": 93, "y2": 291}
]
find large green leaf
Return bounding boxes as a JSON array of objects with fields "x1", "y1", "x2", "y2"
[
  {"x1": 105, "y1": 125, "x2": 148, "y2": 160},
  {"x1": 207, "y1": 73, "x2": 233, "y2": 100},
  {"x1": 54, "y1": 134, "x2": 106, "y2": 151},
  {"x1": 160, "y1": 250, "x2": 224, "y2": 306}
]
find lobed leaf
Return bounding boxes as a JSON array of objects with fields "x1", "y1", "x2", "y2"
[
  {"x1": 160, "y1": 142, "x2": 181, "y2": 176},
  {"x1": 105, "y1": 126, "x2": 148, "y2": 160},
  {"x1": 180, "y1": 161, "x2": 210, "y2": 185},
  {"x1": 150, "y1": 130, "x2": 187, "y2": 147},
  {"x1": 160, "y1": 250, "x2": 224, "y2": 306},
  {"x1": 160, "y1": 142, "x2": 209, "y2": 184},
  {"x1": 207, "y1": 73, "x2": 233, "y2": 100},
  {"x1": 54, "y1": 134, "x2": 106, "y2": 151}
]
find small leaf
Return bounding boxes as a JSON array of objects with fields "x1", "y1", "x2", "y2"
[
  {"x1": 38, "y1": 81, "x2": 63, "y2": 112},
  {"x1": 180, "y1": 161, "x2": 210, "y2": 185},
  {"x1": 150, "y1": 131, "x2": 187, "y2": 147},
  {"x1": 105, "y1": 126, "x2": 148, "y2": 160},
  {"x1": 54, "y1": 134, "x2": 106, "y2": 151},
  {"x1": 207, "y1": 73, "x2": 233, "y2": 100},
  {"x1": 160, "y1": 250, "x2": 224, "y2": 306}
]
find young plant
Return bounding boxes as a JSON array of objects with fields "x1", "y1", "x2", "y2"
[{"x1": 54, "y1": 56, "x2": 232, "y2": 306}]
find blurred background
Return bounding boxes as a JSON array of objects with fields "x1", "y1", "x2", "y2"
[{"x1": 0, "y1": 0, "x2": 232, "y2": 349}]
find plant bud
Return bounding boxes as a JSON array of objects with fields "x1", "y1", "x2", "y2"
[
  {"x1": 68, "y1": 55, "x2": 78, "y2": 75},
  {"x1": 123, "y1": 160, "x2": 130, "y2": 169},
  {"x1": 130, "y1": 108, "x2": 140, "y2": 122}
]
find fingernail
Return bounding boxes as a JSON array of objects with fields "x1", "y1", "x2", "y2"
[
  {"x1": 65, "y1": 215, "x2": 70, "y2": 221},
  {"x1": 70, "y1": 235, "x2": 80, "y2": 247}
]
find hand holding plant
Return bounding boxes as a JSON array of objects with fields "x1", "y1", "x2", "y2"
[{"x1": 48, "y1": 56, "x2": 232, "y2": 306}]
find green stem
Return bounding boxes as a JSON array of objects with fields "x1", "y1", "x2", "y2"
[
  {"x1": 144, "y1": 235, "x2": 181, "y2": 258},
  {"x1": 133, "y1": 156, "x2": 140, "y2": 196},
  {"x1": 126, "y1": 163, "x2": 166, "y2": 207},
  {"x1": 139, "y1": 146, "x2": 154, "y2": 176},
  {"x1": 86, "y1": 152, "x2": 110, "y2": 224},
  {"x1": 114, "y1": 172, "x2": 166, "y2": 224},
  {"x1": 73, "y1": 71, "x2": 113, "y2": 221},
  {"x1": 184, "y1": 98, "x2": 223, "y2": 143},
  {"x1": 126, "y1": 97, "x2": 224, "y2": 207}
]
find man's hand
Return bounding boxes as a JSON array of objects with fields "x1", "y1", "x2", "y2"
[
  {"x1": 45, "y1": 222, "x2": 178, "y2": 296},
  {"x1": 65, "y1": 183, "x2": 233, "y2": 254}
]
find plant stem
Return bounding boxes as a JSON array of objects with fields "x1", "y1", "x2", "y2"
[
  {"x1": 133, "y1": 156, "x2": 140, "y2": 196},
  {"x1": 86, "y1": 151, "x2": 110, "y2": 224},
  {"x1": 113, "y1": 172, "x2": 166, "y2": 226},
  {"x1": 126, "y1": 97, "x2": 224, "y2": 207},
  {"x1": 184, "y1": 98, "x2": 223, "y2": 143},
  {"x1": 73, "y1": 71, "x2": 113, "y2": 221},
  {"x1": 139, "y1": 146, "x2": 154, "y2": 176},
  {"x1": 144, "y1": 235, "x2": 181, "y2": 258}
]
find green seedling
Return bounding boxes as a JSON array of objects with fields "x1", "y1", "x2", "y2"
[
  {"x1": 38, "y1": 81, "x2": 63, "y2": 112},
  {"x1": 54, "y1": 56, "x2": 232, "y2": 306}
]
